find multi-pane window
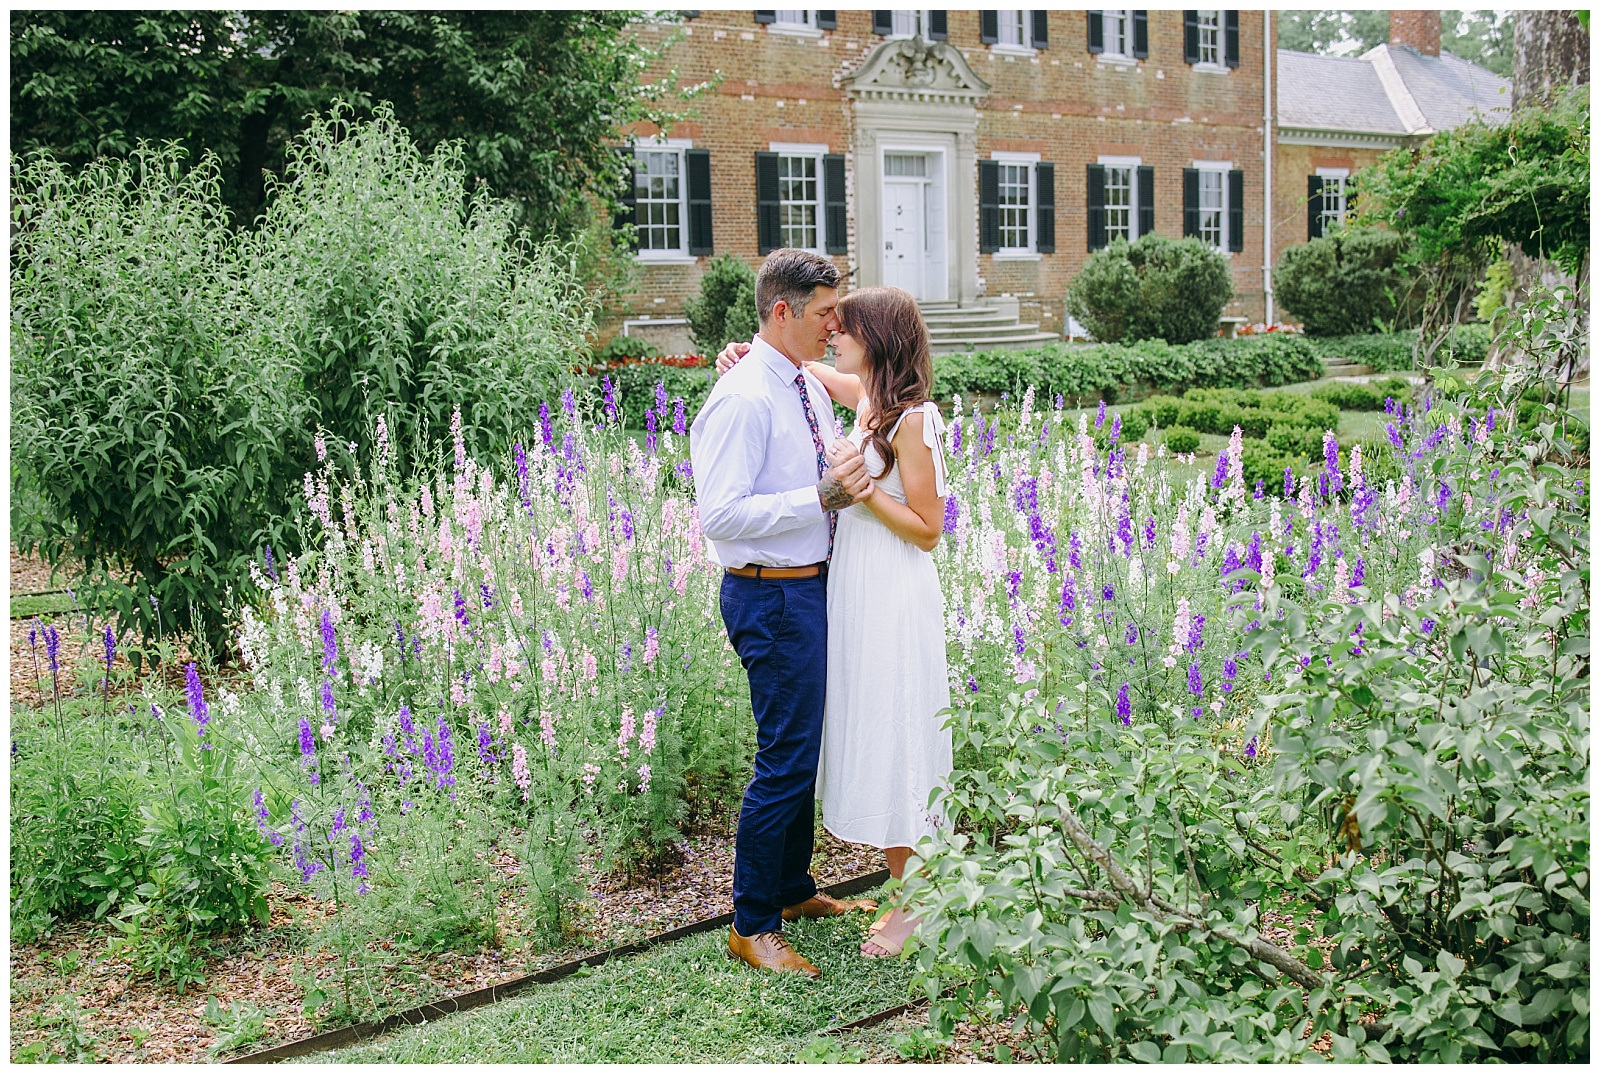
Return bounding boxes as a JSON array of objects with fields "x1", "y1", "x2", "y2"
[
  {"x1": 634, "y1": 149, "x2": 684, "y2": 253},
  {"x1": 889, "y1": 10, "x2": 931, "y2": 37},
  {"x1": 1198, "y1": 169, "x2": 1225, "y2": 249},
  {"x1": 997, "y1": 163, "x2": 1031, "y2": 250},
  {"x1": 777, "y1": 154, "x2": 821, "y2": 251},
  {"x1": 1319, "y1": 173, "x2": 1348, "y2": 232},
  {"x1": 774, "y1": 10, "x2": 814, "y2": 28},
  {"x1": 996, "y1": 10, "x2": 1027, "y2": 46},
  {"x1": 1102, "y1": 10, "x2": 1132, "y2": 57},
  {"x1": 885, "y1": 153, "x2": 926, "y2": 178},
  {"x1": 1196, "y1": 10, "x2": 1221, "y2": 65},
  {"x1": 1104, "y1": 165, "x2": 1134, "y2": 242}
]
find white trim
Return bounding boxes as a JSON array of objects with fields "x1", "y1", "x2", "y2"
[
  {"x1": 1365, "y1": 44, "x2": 1433, "y2": 135},
  {"x1": 1191, "y1": 160, "x2": 1233, "y2": 171},
  {"x1": 884, "y1": 9, "x2": 935, "y2": 40},
  {"x1": 1099, "y1": 9, "x2": 1136, "y2": 62},
  {"x1": 1096, "y1": 154, "x2": 1142, "y2": 167},
  {"x1": 1277, "y1": 126, "x2": 1411, "y2": 150},
  {"x1": 768, "y1": 23, "x2": 824, "y2": 38},
  {"x1": 1192, "y1": 61, "x2": 1231, "y2": 75},
  {"x1": 1313, "y1": 167, "x2": 1350, "y2": 179},
  {"x1": 991, "y1": 9, "x2": 1036, "y2": 54},
  {"x1": 1191, "y1": 161, "x2": 1230, "y2": 255},
  {"x1": 990, "y1": 153, "x2": 1040, "y2": 254},
  {"x1": 633, "y1": 135, "x2": 693, "y2": 150},
  {"x1": 992, "y1": 251, "x2": 1043, "y2": 262},
  {"x1": 1097, "y1": 159, "x2": 1141, "y2": 242},
  {"x1": 990, "y1": 150, "x2": 1042, "y2": 164},
  {"x1": 622, "y1": 317, "x2": 689, "y2": 333},
  {"x1": 769, "y1": 141, "x2": 829, "y2": 155}
]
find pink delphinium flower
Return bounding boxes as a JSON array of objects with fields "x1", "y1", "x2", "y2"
[
  {"x1": 616, "y1": 706, "x2": 635, "y2": 759},
  {"x1": 640, "y1": 707, "x2": 659, "y2": 754},
  {"x1": 450, "y1": 680, "x2": 468, "y2": 707},
  {"x1": 642, "y1": 627, "x2": 659, "y2": 667},
  {"x1": 540, "y1": 711, "x2": 557, "y2": 751},
  {"x1": 637, "y1": 764, "x2": 652, "y2": 795},
  {"x1": 512, "y1": 744, "x2": 531, "y2": 801},
  {"x1": 582, "y1": 649, "x2": 598, "y2": 681},
  {"x1": 498, "y1": 707, "x2": 513, "y2": 737},
  {"x1": 542, "y1": 656, "x2": 558, "y2": 683}
]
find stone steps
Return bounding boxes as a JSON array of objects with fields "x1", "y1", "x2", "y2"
[
  {"x1": 1322, "y1": 363, "x2": 1376, "y2": 378},
  {"x1": 918, "y1": 298, "x2": 1062, "y2": 354}
]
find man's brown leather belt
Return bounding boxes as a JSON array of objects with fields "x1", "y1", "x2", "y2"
[{"x1": 726, "y1": 562, "x2": 828, "y2": 580}]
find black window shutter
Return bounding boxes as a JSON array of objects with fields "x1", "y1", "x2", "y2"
[
  {"x1": 979, "y1": 159, "x2": 1001, "y2": 253},
  {"x1": 615, "y1": 148, "x2": 638, "y2": 249},
  {"x1": 1307, "y1": 175, "x2": 1324, "y2": 240},
  {"x1": 1184, "y1": 11, "x2": 1199, "y2": 63},
  {"x1": 824, "y1": 153, "x2": 847, "y2": 255},
  {"x1": 754, "y1": 11, "x2": 776, "y2": 24},
  {"x1": 1182, "y1": 167, "x2": 1199, "y2": 238},
  {"x1": 1087, "y1": 10, "x2": 1104, "y2": 53},
  {"x1": 1137, "y1": 164, "x2": 1154, "y2": 238},
  {"x1": 1132, "y1": 11, "x2": 1149, "y2": 58},
  {"x1": 1225, "y1": 10, "x2": 1240, "y2": 67},
  {"x1": 1228, "y1": 168, "x2": 1245, "y2": 252},
  {"x1": 872, "y1": 10, "x2": 893, "y2": 34},
  {"x1": 756, "y1": 152, "x2": 781, "y2": 255},
  {"x1": 816, "y1": 11, "x2": 837, "y2": 30},
  {"x1": 929, "y1": 10, "x2": 948, "y2": 39},
  {"x1": 1035, "y1": 162, "x2": 1055, "y2": 254},
  {"x1": 980, "y1": 10, "x2": 999, "y2": 44},
  {"x1": 1032, "y1": 10, "x2": 1049, "y2": 48},
  {"x1": 1086, "y1": 164, "x2": 1106, "y2": 251},
  {"x1": 686, "y1": 149, "x2": 713, "y2": 256}
]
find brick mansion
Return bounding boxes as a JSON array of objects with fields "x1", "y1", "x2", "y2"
[{"x1": 613, "y1": 10, "x2": 1509, "y2": 353}]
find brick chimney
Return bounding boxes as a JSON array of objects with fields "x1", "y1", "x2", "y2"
[{"x1": 1389, "y1": 11, "x2": 1441, "y2": 57}]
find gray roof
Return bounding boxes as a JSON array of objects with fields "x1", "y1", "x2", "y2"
[
  {"x1": 1277, "y1": 45, "x2": 1511, "y2": 136},
  {"x1": 1380, "y1": 44, "x2": 1512, "y2": 129},
  {"x1": 1277, "y1": 49, "x2": 1407, "y2": 134}
]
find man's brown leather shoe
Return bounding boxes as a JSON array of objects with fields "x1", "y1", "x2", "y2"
[
  {"x1": 727, "y1": 926, "x2": 822, "y2": 978},
  {"x1": 781, "y1": 891, "x2": 878, "y2": 921}
]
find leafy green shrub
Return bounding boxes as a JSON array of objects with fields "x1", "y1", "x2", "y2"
[
  {"x1": 1178, "y1": 334, "x2": 1325, "y2": 388},
  {"x1": 684, "y1": 253, "x2": 758, "y2": 354},
  {"x1": 1066, "y1": 234, "x2": 1233, "y2": 344},
  {"x1": 1176, "y1": 401, "x2": 1223, "y2": 435},
  {"x1": 1137, "y1": 394, "x2": 1182, "y2": 428},
  {"x1": 1274, "y1": 226, "x2": 1411, "y2": 336},
  {"x1": 1311, "y1": 382, "x2": 1384, "y2": 411},
  {"x1": 1162, "y1": 426, "x2": 1200, "y2": 453},
  {"x1": 593, "y1": 334, "x2": 661, "y2": 364},
  {"x1": 1240, "y1": 442, "x2": 1295, "y2": 487},
  {"x1": 1092, "y1": 407, "x2": 1149, "y2": 448},
  {"x1": 1308, "y1": 332, "x2": 1415, "y2": 372},
  {"x1": 1266, "y1": 423, "x2": 1325, "y2": 456}
]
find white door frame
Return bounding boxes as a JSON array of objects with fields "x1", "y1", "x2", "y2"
[
  {"x1": 879, "y1": 146, "x2": 948, "y2": 302},
  {"x1": 852, "y1": 115, "x2": 976, "y2": 304}
]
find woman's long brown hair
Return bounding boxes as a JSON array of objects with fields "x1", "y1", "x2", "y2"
[{"x1": 836, "y1": 286, "x2": 933, "y2": 479}]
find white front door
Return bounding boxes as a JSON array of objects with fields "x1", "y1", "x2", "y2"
[{"x1": 882, "y1": 177, "x2": 925, "y2": 296}]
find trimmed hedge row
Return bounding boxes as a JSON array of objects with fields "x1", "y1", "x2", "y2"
[
  {"x1": 933, "y1": 334, "x2": 1325, "y2": 405},
  {"x1": 1306, "y1": 324, "x2": 1492, "y2": 372}
]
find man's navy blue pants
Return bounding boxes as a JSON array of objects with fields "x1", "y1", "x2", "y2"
[{"x1": 719, "y1": 571, "x2": 826, "y2": 938}]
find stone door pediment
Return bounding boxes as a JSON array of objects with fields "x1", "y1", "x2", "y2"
[{"x1": 843, "y1": 37, "x2": 991, "y2": 105}]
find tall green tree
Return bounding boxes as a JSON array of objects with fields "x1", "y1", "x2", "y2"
[
  {"x1": 1277, "y1": 10, "x2": 1512, "y2": 76},
  {"x1": 11, "y1": 11, "x2": 687, "y2": 238}
]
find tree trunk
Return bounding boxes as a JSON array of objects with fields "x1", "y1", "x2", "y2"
[{"x1": 1492, "y1": 11, "x2": 1590, "y2": 377}]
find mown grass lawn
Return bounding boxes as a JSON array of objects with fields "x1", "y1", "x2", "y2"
[{"x1": 301, "y1": 887, "x2": 918, "y2": 1064}]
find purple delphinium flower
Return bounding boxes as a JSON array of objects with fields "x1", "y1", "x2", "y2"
[
  {"x1": 1125, "y1": 622, "x2": 1139, "y2": 645},
  {"x1": 1211, "y1": 451, "x2": 1229, "y2": 490},
  {"x1": 320, "y1": 609, "x2": 338, "y2": 674},
  {"x1": 1095, "y1": 400, "x2": 1107, "y2": 429},
  {"x1": 601, "y1": 376, "x2": 618, "y2": 424},
  {"x1": 1068, "y1": 531, "x2": 1083, "y2": 572},
  {"x1": 1324, "y1": 434, "x2": 1343, "y2": 496},
  {"x1": 1188, "y1": 663, "x2": 1203, "y2": 696},
  {"x1": 1254, "y1": 479, "x2": 1265, "y2": 500},
  {"x1": 44, "y1": 623, "x2": 61, "y2": 674},
  {"x1": 1221, "y1": 544, "x2": 1242, "y2": 592},
  {"x1": 350, "y1": 833, "x2": 369, "y2": 894},
  {"x1": 1186, "y1": 615, "x2": 1206, "y2": 655},
  {"x1": 1191, "y1": 707, "x2": 1204, "y2": 720},
  {"x1": 1245, "y1": 531, "x2": 1263, "y2": 574},
  {"x1": 481, "y1": 582, "x2": 496, "y2": 610},
  {"x1": 102, "y1": 625, "x2": 116, "y2": 676},
  {"x1": 1222, "y1": 655, "x2": 1238, "y2": 693},
  {"x1": 1143, "y1": 516, "x2": 1157, "y2": 550},
  {"x1": 967, "y1": 673, "x2": 979, "y2": 694},
  {"x1": 580, "y1": 570, "x2": 595, "y2": 603},
  {"x1": 1102, "y1": 583, "x2": 1115, "y2": 602},
  {"x1": 264, "y1": 545, "x2": 279, "y2": 584},
  {"x1": 254, "y1": 789, "x2": 285, "y2": 847},
  {"x1": 1110, "y1": 413, "x2": 1122, "y2": 443},
  {"x1": 1420, "y1": 618, "x2": 1437, "y2": 634},
  {"x1": 477, "y1": 722, "x2": 496, "y2": 767},
  {"x1": 1244, "y1": 737, "x2": 1258, "y2": 759},
  {"x1": 951, "y1": 420, "x2": 964, "y2": 454},
  {"x1": 1059, "y1": 575, "x2": 1077, "y2": 627},
  {"x1": 539, "y1": 401, "x2": 554, "y2": 450},
  {"x1": 1116, "y1": 513, "x2": 1134, "y2": 558},
  {"x1": 1006, "y1": 570, "x2": 1023, "y2": 603},
  {"x1": 515, "y1": 442, "x2": 531, "y2": 510},
  {"x1": 1386, "y1": 422, "x2": 1404, "y2": 450},
  {"x1": 321, "y1": 679, "x2": 336, "y2": 723},
  {"x1": 1283, "y1": 468, "x2": 1295, "y2": 499},
  {"x1": 942, "y1": 491, "x2": 960, "y2": 533},
  {"x1": 645, "y1": 408, "x2": 659, "y2": 455},
  {"x1": 1013, "y1": 622, "x2": 1027, "y2": 656},
  {"x1": 1116, "y1": 683, "x2": 1132, "y2": 725},
  {"x1": 1351, "y1": 557, "x2": 1366, "y2": 588},
  {"x1": 185, "y1": 663, "x2": 210, "y2": 735},
  {"x1": 299, "y1": 713, "x2": 317, "y2": 763},
  {"x1": 672, "y1": 396, "x2": 688, "y2": 436},
  {"x1": 655, "y1": 379, "x2": 670, "y2": 415},
  {"x1": 290, "y1": 800, "x2": 323, "y2": 882},
  {"x1": 394, "y1": 620, "x2": 408, "y2": 663}
]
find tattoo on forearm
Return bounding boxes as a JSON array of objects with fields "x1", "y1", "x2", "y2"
[{"x1": 818, "y1": 475, "x2": 854, "y2": 512}]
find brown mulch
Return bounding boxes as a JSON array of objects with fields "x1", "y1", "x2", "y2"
[
  {"x1": 8, "y1": 823, "x2": 883, "y2": 1064},
  {"x1": 11, "y1": 545, "x2": 64, "y2": 595}
]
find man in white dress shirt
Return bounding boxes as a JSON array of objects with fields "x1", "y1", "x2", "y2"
[{"x1": 690, "y1": 249, "x2": 878, "y2": 977}]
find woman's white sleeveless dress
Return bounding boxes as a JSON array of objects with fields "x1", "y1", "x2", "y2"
[{"x1": 818, "y1": 401, "x2": 953, "y2": 850}]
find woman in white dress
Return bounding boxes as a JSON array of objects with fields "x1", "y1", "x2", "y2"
[{"x1": 719, "y1": 285, "x2": 951, "y2": 958}]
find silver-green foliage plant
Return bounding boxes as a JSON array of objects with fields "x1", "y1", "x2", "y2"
[
  {"x1": 255, "y1": 105, "x2": 594, "y2": 464},
  {"x1": 904, "y1": 376, "x2": 1588, "y2": 1062},
  {"x1": 11, "y1": 146, "x2": 304, "y2": 655},
  {"x1": 12, "y1": 107, "x2": 597, "y2": 654}
]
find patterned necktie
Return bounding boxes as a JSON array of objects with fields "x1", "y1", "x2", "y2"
[{"x1": 793, "y1": 372, "x2": 836, "y2": 559}]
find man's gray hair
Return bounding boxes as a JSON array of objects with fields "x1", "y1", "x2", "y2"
[{"x1": 755, "y1": 249, "x2": 841, "y2": 324}]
